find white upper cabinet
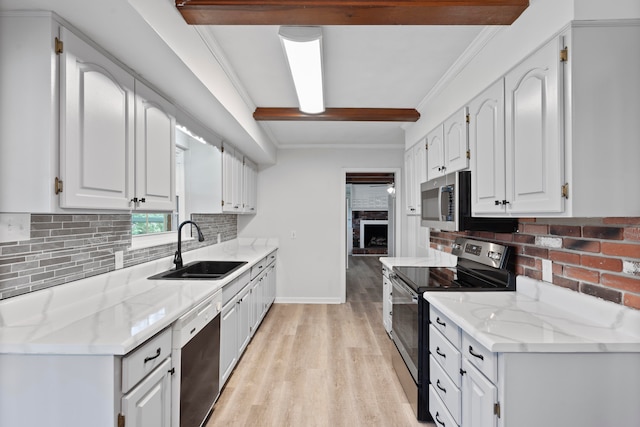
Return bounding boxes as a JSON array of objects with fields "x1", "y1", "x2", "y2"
[
  {"x1": 404, "y1": 140, "x2": 426, "y2": 215},
  {"x1": 562, "y1": 22, "x2": 640, "y2": 217},
  {"x1": 60, "y1": 29, "x2": 176, "y2": 212},
  {"x1": 242, "y1": 158, "x2": 258, "y2": 214},
  {"x1": 426, "y1": 107, "x2": 469, "y2": 182},
  {"x1": 222, "y1": 145, "x2": 243, "y2": 213},
  {"x1": 1, "y1": 15, "x2": 179, "y2": 213},
  {"x1": 469, "y1": 80, "x2": 507, "y2": 215},
  {"x1": 504, "y1": 35, "x2": 563, "y2": 214},
  {"x1": 59, "y1": 27, "x2": 136, "y2": 210},
  {"x1": 471, "y1": 21, "x2": 640, "y2": 218},
  {"x1": 134, "y1": 81, "x2": 176, "y2": 211},
  {"x1": 183, "y1": 134, "x2": 223, "y2": 215},
  {"x1": 443, "y1": 108, "x2": 469, "y2": 174},
  {"x1": 0, "y1": 15, "x2": 62, "y2": 213},
  {"x1": 425, "y1": 125, "x2": 445, "y2": 181}
]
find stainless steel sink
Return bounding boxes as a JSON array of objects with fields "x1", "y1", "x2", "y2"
[{"x1": 148, "y1": 260, "x2": 247, "y2": 280}]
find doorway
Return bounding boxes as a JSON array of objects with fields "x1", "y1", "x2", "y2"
[{"x1": 340, "y1": 169, "x2": 401, "y2": 303}]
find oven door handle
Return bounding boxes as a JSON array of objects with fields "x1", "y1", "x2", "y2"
[{"x1": 391, "y1": 275, "x2": 419, "y2": 300}]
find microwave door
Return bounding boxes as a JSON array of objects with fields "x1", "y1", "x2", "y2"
[{"x1": 422, "y1": 187, "x2": 440, "y2": 221}]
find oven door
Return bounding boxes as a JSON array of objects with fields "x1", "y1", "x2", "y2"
[{"x1": 391, "y1": 274, "x2": 419, "y2": 381}]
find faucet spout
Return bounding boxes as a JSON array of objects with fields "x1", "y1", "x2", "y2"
[{"x1": 174, "y1": 220, "x2": 205, "y2": 270}]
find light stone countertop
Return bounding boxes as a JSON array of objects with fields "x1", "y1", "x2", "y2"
[
  {"x1": 425, "y1": 276, "x2": 640, "y2": 353},
  {"x1": 0, "y1": 238, "x2": 277, "y2": 355},
  {"x1": 379, "y1": 249, "x2": 457, "y2": 269}
]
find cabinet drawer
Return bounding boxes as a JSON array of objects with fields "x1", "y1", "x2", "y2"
[
  {"x1": 462, "y1": 333, "x2": 497, "y2": 383},
  {"x1": 266, "y1": 251, "x2": 277, "y2": 267},
  {"x1": 430, "y1": 356, "x2": 461, "y2": 425},
  {"x1": 429, "y1": 325, "x2": 461, "y2": 387},
  {"x1": 222, "y1": 270, "x2": 251, "y2": 305},
  {"x1": 122, "y1": 327, "x2": 172, "y2": 393},
  {"x1": 429, "y1": 385, "x2": 459, "y2": 427},
  {"x1": 250, "y1": 258, "x2": 266, "y2": 279},
  {"x1": 430, "y1": 306, "x2": 461, "y2": 348}
]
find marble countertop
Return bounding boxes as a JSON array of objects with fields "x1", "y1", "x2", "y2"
[
  {"x1": 425, "y1": 276, "x2": 640, "y2": 353},
  {"x1": 379, "y1": 249, "x2": 457, "y2": 269},
  {"x1": 0, "y1": 238, "x2": 277, "y2": 356}
]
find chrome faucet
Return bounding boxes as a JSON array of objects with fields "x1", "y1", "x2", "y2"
[{"x1": 174, "y1": 220, "x2": 205, "y2": 269}]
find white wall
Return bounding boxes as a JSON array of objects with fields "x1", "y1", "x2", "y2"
[{"x1": 237, "y1": 148, "x2": 403, "y2": 303}]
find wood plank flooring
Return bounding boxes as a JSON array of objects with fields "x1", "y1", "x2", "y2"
[{"x1": 206, "y1": 256, "x2": 433, "y2": 427}]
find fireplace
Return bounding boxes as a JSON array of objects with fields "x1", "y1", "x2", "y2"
[{"x1": 360, "y1": 220, "x2": 388, "y2": 249}]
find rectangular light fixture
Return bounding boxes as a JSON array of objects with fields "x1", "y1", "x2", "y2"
[{"x1": 278, "y1": 26, "x2": 324, "y2": 114}]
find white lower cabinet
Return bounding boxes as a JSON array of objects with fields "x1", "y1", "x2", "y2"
[
  {"x1": 237, "y1": 284, "x2": 252, "y2": 356},
  {"x1": 220, "y1": 291, "x2": 239, "y2": 386},
  {"x1": 122, "y1": 357, "x2": 172, "y2": 427},
  {"x1": 220, "y1": 253, "x2": 276, "y2": 391},
  {"x1": 381, "y1": 265, "x2": 392, "y2": 336},
  {"x1": 0, "y1": 328, "x2": 173, "y2": 427},
  {"x1": 460, "y1": 358, "x2": 497, "y2": 427},
  {"x1": 429, "y1": 305, "x2": 640, "y2": 427}
]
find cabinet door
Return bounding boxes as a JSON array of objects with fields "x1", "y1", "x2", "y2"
[
  {"x1": 404, "y1": 149, "x2": 417, "y2": 214},
  {"x1": 443, "y1": 107, "x2": 469, "y2": 174},
  {"x1": 134, "y1": 81, "x2": 176, "y2": 211},
  {"x1": 121, "y1": 358, "x2": 172, "y2": 427},
  {"x1": 505, "y1": 37, "x2": 564, "y2": 213},
  {"x1": 183, "y1": 135, "x2": 223, "y2": 214},
  {"x1": 222, "y1": 146, "x2": 243, "y2": 213},
  {"x1": 219, "y1": 298, "x2": 238, "y2": 387},
  {"x1": 414, "y1": 141, "x2": 427, "y2": 212},
  {"x1": 242, "y1": 159, "x2": 257, "y2": 214},
  {"x1": 469, "y1": 79, "x2": 507, "y2": 214},
  {"x1": 461, "y1": 358, "x2": 497, "y2": 427},
  {"x1": 382, "y1": 276, "x2": 392, "y2": 334},
  {"x1": 268, "y1": 264, "x2": 276, "y2": 306},
  {"x1": 249, "y1": 278, "x2": 260, "y2": 337},
  {"x1": 237, "y1": 285, "x2": 251, "y2": 355},
  {"x1": 59, "y1": 27, "x2": 135, "y2": 209},
  {"x1": 426, "y1": 125, "x2": 445, "y2": 181}
]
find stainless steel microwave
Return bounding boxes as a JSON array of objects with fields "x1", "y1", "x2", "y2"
[{"x1": 420, "y1": 171, "x2": 518, "y2": 232}]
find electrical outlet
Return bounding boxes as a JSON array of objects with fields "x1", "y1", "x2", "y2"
[
  {"x1": 115, "y1": 251, "x2": 124, "y2": 270},
  {"x1": 542, "y1": 259, "x2": 552, "y2": 282},
  {"x1": 290, "y1": 230, "x2": 296, "y2": 239}
]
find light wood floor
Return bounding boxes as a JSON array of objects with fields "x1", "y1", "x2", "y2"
[{"x1": 206, "y1": 256, "x2": 433, "y2": 427}]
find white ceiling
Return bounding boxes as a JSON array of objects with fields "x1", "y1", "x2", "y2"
[
  {"x1": 199, "y1": 25, "x2": 483, "y2": 148},
  {"x1": 0, "y1": 0, "x2": 486, "y2": 160}
]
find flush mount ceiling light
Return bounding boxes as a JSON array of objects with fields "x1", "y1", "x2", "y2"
[{"x1": 278, "y1": 26, "x2": 324, "y2": 114}]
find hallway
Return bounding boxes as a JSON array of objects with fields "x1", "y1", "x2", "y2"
[{"x1": 206, "y1": 255, "x2": 431, "y2": 427}]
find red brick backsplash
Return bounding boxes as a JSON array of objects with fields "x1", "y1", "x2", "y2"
[{"x1": 429, "y1": 218, "x2": 640, "y2": 310}]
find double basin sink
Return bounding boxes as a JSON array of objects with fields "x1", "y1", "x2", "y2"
[{"x1": 148, "y1": 260, "x2": 248, "y2": 280}]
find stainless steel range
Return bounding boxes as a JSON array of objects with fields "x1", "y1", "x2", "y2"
[{"x1": 389, "y1": 237, "x2": 515, "y2": 422}]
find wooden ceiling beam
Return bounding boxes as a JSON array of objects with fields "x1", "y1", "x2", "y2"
[
  {"x1": 175, "y1": 0, "x2": 529, "y2": 26},
  {"x1": 253, "y1": 107, "x2": 420, "y2": 122}
]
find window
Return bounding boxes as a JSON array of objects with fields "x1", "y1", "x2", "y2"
[
  {"x1": 131, "y1": 213, "x2": 172, "y2": 235},
  {"x1": 131, "y1": 144, "x2": 186, "y2": 239}
]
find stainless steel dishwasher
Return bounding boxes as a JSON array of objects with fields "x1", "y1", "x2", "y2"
[{"x1": 171, "y1": 290, "x2": 222, "y2": 427}]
